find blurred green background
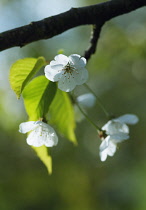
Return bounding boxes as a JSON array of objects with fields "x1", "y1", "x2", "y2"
[{"x1": 0, "y1": 0, "x2": 146, "y2": 209}]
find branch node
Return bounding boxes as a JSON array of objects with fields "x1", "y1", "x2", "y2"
[{"x1": 83, "y1": 21, "x2": 104, "y2": 61}]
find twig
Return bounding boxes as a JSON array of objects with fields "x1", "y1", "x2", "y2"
[{"x1": 84, "y1": 22, "x2": 104, "y2": 61}]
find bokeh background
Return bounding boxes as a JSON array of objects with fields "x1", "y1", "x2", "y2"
[{"x1": 0, "y1": 0, "x2": 146, "y2": 209}]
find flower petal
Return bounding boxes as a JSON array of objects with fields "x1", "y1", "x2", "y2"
[
  {"x1": 69, "y1": 54, "x2": 86, "y2": 67},
  {"x1": 73, "y1": 67, "x2": 88, "y2": 85},
  {"x1": 99, "y1": 140, "x2": 117, "y2": 161},
  {"x1": 45, "y1": 65, "x2": 63, "y2": 82},
  {"x1": 100, "y1": 149, "x2": 108, "y2": 162},
  {"x1": 99, "y1": 136, "x2": 117, "y2": 161},
  {"x1": 42, "y1": 123, "x2": 58, "y2": 146},
  {"x1": 44, "y1": 132, "x2": 58, "y2": 147},
  {"x1": 54, "y1": 54, "x2": 69, "y2": 65},
  {"x1": 26, "y1": 122, "x2": 58, "y2": 147},
  {"x1": 99, "y1": 136, "x2": 110, "y2": 152},
  {"x1": 107, "y1": 141, "x2": 117, "y2": 156},
  {"x1": 19, "y1": 121, "x2": 37, "y2": 133},
  {"x1": 26, "y1": 130, "x2": 44, "y2": 147},
  {"x1": 77, "y1": 93, "x2": 96, "y2": 108},
  {"x1": 117, "y1": 114, "x2": 139, "y2": 125},
  {"x1": 49, "y1": 64, "x2": 63, "y2": 71},
  {"x1": 102, "y1": 120, "x2": 129, "y2": 135},
  {"x1": 110, "y1": 132, "x2": 129, "y2": 143},
  {"x1": 58, "y1": 74, "x2": 76, "y2": 92}
]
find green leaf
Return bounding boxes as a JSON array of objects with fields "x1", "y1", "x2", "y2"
[
  {"x1": 49, "y1": 89, "x2": 77, "y2": 144},
  {"x1": 22, "y1": 76, "x2": 57, "y2": 174},
  {"x1": 22, "y1": 75, "x2": 57, "y2": 121},
  {"x1": 33, "y1": 146, "x2": 52, "y2": 174},
  {"x1": 9, "y1": 57, "x2": 46, "y2": 98}
]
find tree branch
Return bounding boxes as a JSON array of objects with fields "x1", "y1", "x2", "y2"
[{"x1": 0, "y1": 0, "x2": 146, "y2": 52}]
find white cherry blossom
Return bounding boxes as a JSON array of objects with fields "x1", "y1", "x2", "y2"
[
  {"x1": 99, "y1": 114, "x2": 139, "y2": 161},
  {"x1": 99, "y1": 133, "x2": 129, "y2": 161},
  {"x1": 44, "y1": 54, "x2": 88, "y2": 92},
  {"x1": 19, "y1": 121, "x2": 58, "y2": 147},
  {"x1": 77, "y1": 93, "x2": 96, "y2": 108}
]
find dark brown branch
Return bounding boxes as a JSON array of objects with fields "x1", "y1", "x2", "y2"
[
  {"x1": 83, "y1": 22, "x2": 104, "y2": 61},
  {"x1": 0, "y1": 0, "x2": 146, "y2": 52}
]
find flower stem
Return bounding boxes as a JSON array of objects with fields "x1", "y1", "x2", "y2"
[
  {"x1": 76, "y1": 101, "x2": 101, "y2": 131},
  {"x1": 84, "y1": 83, "x2": 110, "y2": 118}
]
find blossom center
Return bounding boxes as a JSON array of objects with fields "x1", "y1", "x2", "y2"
[
  {"x1": 63, "y1": 62, "x2": 77, "y2": 75},
  {"x1": 35, "y1": 123, "x2": 47, "y2": 136},
  {"x1": 98, "y1": 130, "x2": 107, "y2": 140}
]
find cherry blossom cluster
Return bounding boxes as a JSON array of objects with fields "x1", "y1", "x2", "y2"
[
  {"x1": 99, "y1": 114, "x2": 139, "y2": 161},
  {"x1": 19, "y1": 54, "x2": 139, "y2": 162},
  {"x1": 19, "y1": 54, "x2": 88, "y2": 148}
]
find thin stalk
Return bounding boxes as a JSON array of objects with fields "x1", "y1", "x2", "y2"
[
  {"x1": 84, "y1": 83, "x2": 110, "y2": 118},
  {"x1": 76, "y1": 102, "x2": 101, "y2": 131}
]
